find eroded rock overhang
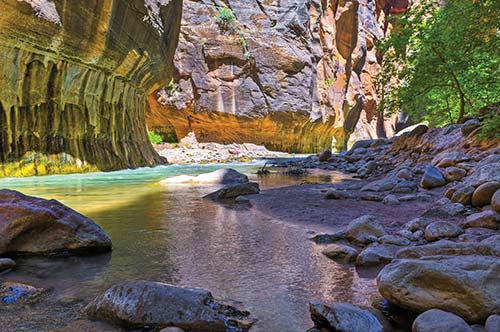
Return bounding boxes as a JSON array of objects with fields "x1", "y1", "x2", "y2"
[{"x1": 0, "y1": 0, "x2": 182, "y2": 177}]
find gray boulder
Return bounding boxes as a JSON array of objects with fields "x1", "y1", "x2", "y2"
[
  {"x1": 412, "y1": 309, "x2": 473, "y2": 332},
  {"x1": 361, "y1": 177, "x2": 399, "y2": 192},
  {"x1": 461, "y1": 211, "x2": 500, "y2": 230},
  {"x1": 309, "y1": 301, "x2": 391, "y2": 332},
  {"x1": 84, "y1": 281, "x2": 254, "y2": 331},
  {"x1": 346, "y1": 215, "x2": 387, "y2": 245},
  {"x1": 443, "y1": 167, "x2": 467, "y2": 182},
  {"x1": 420, "y1": 165, "x2": 447, "y2": 189},
  {"x1": 377, "y1": 255, "x2": 500, "y2": 322},
  {"x1": 463, "y1": 164, "x2": 500, "y2": 187},
  {"x1": 204, "y1": 182, "x2": 260, "y2": 200},
  {"x1": 424, "y1": 221, "x2": 464, "y2": 242},
  {"x1": 485, "y1": 315, "x2": 500, "y2": 332},
  {"x1": 356, "y1": 245, "x2": 399, "y2": 267},
  {"x1": 322, "y1": 244, "x2": 359, "y2": 263}
]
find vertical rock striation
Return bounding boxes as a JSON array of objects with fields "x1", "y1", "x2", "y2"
[
  {"x1": 146, "y1": 0, "x2": 408, "y2": 152},
  {"x1": 0, "y1": 0, "x2": 182, "y2": 177}
]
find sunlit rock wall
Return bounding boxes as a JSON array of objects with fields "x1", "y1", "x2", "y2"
[
  {"x1": 0, "y1": 0, "x2": 182, "y2": 176},
  {"x1": 146, "y1": 0, "x2": 408, "y2": 152}
]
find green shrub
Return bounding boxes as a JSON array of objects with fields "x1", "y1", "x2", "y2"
[
  {"x1": 215, "y1": 7, "x2": 236, "y2": 32},
  {"x1": 148, "y1": 131, "x2": 163, "y2": 145}
]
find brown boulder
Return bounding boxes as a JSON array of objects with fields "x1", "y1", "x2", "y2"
[
  {"x1": 472, "y1": 182, "x2": 500, "y2": 207},
  {"x1": 0, "y1": 190, "x2": 111, "y2": 255},
  {"x1": 461, "y1": 211, "x2": 500, "y2": 230},
  {"x1": 84, "y1": 281, "x2": 254, "y2": 331},
  {"x1": 492, "y1": 190, "x2": 500, "y2": 214},
  {"x1": 318, "y1": 150, "x2": 333, "y2": 162}
]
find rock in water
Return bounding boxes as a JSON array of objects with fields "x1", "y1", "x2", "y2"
[
  {"x1": 0, "y1": 282, "x2": 44, "y2": 304},
  {"x1": 161, "y1": 169, "x2": 249, "y2": 185},
  {"x1": 420, "y1": 165, "x2": 447, "y2": 189},
  {"x1": 346, "y1": 215, "x2": 387, "y2": 245},
  {"x1": 0, "y1": 258, "x2": 15, "y2": 272},
  {"x1": 412, "y1": 309, "x2": 473, "y2": 332},
  {"x1": 322, "y1": 244, "x2": 359, "y2": 263},
  {"x1": 309, "y1": 302, "x2": 391, "y2": 332},
  {"x1": 0, "y1": 189, "x2": 111, "y2": 255},
  {"x1": 204, "y1": 183, "x2": 260, "y2": 200},
  {"x1": 377, "y1": 255, "x2": 500, "y2": 322},
  {"x1": 84, "y1": 281, "x2": 254, "y2": 331}
]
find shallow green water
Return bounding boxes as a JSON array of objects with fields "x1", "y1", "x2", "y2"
[{"x1": 0, "y1": 162, "x2": 376, "y2": 332}]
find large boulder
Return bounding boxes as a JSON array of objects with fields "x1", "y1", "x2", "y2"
[
  {"x1": 420, "y1": 165, "x2": 447, "y2": 189},
  {"x1": 0, "y1": 189, "x2": 111, "y2": 255},
  {"x1": 472, "y1": 182, "x2": 500, "y2": 207},
  {"x1": 361, "y1": 177, "x2": 399, "y2": 192},
  {"x1": 443, "y1": 167, "x2": 467, "y2": 182},
  {"x1": 461, "y1": 211, "x2": 500, "y2": 230},
  {"x1": 84, "y1": 281, "x2": 254, "y2": 331},
  {"x1": 377, "y1": 255, "x2": 500, "y2": 322},
  {"x1": 204, "y1": 182, "x2": 260, "y2": 200},
  {"x1": 345, "y1": 215, "x2": 387, "y2": 245},
  {"x1": 463, "y1": 164, "x2": 500, "y2": 188},
  {"x1": 395, "y1": 241, "x2": 500, "y2": 259},
  {"x1": 356, "y1": 245, "x2": 398, "y2": 267},
  {"x1": 424, "y1": 221, "x2": 464, "y2": 242},
  {"x1": 309, "y1": 301, "x2": 392, "y2": 332},
  {"x1": 161, "y1": 169, "x2": 248, "y2": 185},
  {"x1": 412, "y1": 309, "x2": 473, "y2": 332}
]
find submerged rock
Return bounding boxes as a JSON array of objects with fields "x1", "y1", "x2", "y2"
[
  {"x1": 0, "y1": 189, "x2": 111, "y2": 255},
  {"x1": 160, "y1": 169, "x2": 249, "y2": 185},
  {"x1": 412, "y1": 309, "x2": 473, "y2": 332},
  {"x1": 204, "y1": 182, "x2": 260, "y2": 200},
  {"x1": 0, "y1": 282, "x2": 44, "y2": 304},
  {"x1": 84, "y1": 281, "x2": 254, "y2": 331}
]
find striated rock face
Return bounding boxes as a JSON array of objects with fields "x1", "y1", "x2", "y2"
[
  {"x1": 0, "y1": 0, "x2": 182, "y2": 177},
  {"x1": 146, "y1": 0, "x2": 408, "y2": 152}
]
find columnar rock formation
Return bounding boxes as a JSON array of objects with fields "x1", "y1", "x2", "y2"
[
  {"x1": 146, "y1": 0, "x2": 409, "y2": 152},
  {"x1": 0, "y1": 0, "x2": 182, "y2": 177}
]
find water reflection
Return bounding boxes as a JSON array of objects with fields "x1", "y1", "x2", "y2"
[{"x1": 0, "y1": 164, "x2": 377, "y2": 332}]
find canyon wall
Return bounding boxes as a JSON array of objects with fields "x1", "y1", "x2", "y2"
[
  {"x1": 0, "y1": 0, "x2": 182, "y2": 176},
  {"x1": 146, "y1": 0, "x2": 409, "y2": 152}
]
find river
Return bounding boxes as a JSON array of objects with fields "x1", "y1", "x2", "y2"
[{"x1": 0, "y1": 162, "x2": 377, "y2": 332}]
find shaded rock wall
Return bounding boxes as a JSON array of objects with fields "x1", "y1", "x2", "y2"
[
  {"x1": 146, "y1": 0, "x2": 408, "y2": 152},
  {"x1": 0, "y1": 0, "x2": 182, "y2": 176}
]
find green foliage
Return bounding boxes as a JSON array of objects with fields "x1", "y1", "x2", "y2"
[
  {"x1": 215, "y1": 7, "x2": 236, "y2": 33},
  {"x1": 324, "y1": 78, "x2": 335, "y2": 87},
  {"x1": 165, "y1": 79, "x2": 176, "y2": 95},
  {"x1": 148, "y1": 131, "x2": 163, "y2": 145},
  {"x1": 378, "y1": 0, "x2": 500, "y2": 135}
]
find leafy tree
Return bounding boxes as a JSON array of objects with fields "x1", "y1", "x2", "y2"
[{"x1": 378, "y1": 0, "x2": 500, "y2": 135}]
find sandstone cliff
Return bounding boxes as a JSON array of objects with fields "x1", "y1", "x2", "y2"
[
  {"x1": 146, "y1": 0, "x2": 408, "y2": 152},
  {"x1": 0, "y1": 0, "x2": 182, "y2": 176}
]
